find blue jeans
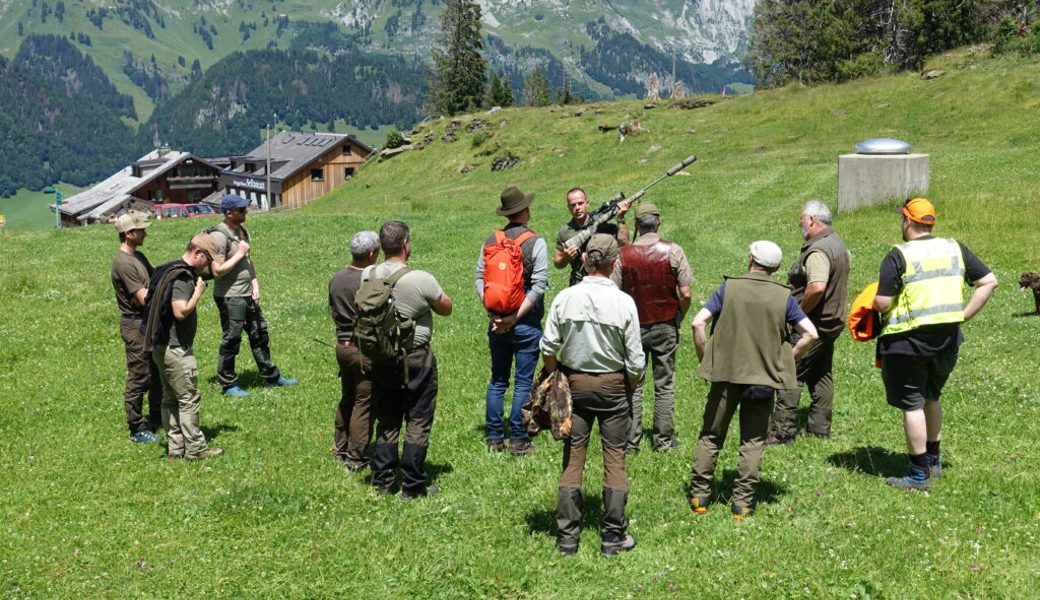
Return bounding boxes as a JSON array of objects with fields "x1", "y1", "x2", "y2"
[{"x1": 485, "y1": 320, "x2": 542, "y2": 442}]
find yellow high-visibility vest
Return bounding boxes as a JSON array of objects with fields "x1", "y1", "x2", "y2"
[{"x1": 880, "y1": 237, "x2": 965, "y2": 336}]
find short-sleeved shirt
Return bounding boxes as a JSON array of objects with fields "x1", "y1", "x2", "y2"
[
  {"x1": 111, "y1": 250, "x2": 153, "y2": 318},
  {"x1": 704, "y1": 281, "x2": 807, "y2": 325},
  {"x1": 367, "y1": 260, "x2": 445, "y2": 348},
  {"x1": 804, "y1": 251, "x2": 831, "y2": 285},
  {"x1": 876, "y1": 237, "x2": 991, "y2": 356},
  {"x1": 329, "y1": 266, "x2": 364, "y2": 341},
  {"x1": 168, "y1": 277, "x2": 198, "y2": 348},
  {"x1": 210, "y1": 223, "x2": 254, "y2": 298},
  {"x1": 556, "y1": 219, "x2": 621, "y2": 282}
]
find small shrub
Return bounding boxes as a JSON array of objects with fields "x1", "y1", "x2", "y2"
[
  {"x1": 471, "y1": 131, "x2": 489, "y2": 148},
  {"x1": 384, "y1": 129, "x2": 405, "y2": 149}
]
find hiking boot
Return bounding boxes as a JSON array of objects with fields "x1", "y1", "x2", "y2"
[
  {"x1": 167, "y1": 452, "x2": 185, "y2": 462},
  {"x1": 624, "y1": 446, "x2": 640, "y2": 457},
  {"x1": 402, "y1": 484, "x2": 440, "y2": 502},
  {"x1": 928, "y1": 455, "x2": 942, "y2": 479},
  {"x1": 344, "y1": 460, "x2": 368, "y2": 474},
  {"x1": 601, "y1": 534, "x2": 637, "y2": 556},
  {"x1": 653, "y1": 438, "x2": 680, "y2": 452},
  {"x1": 508, "y1": 441, "x2": 536, "y2": 456},
  {"x1": 886, "y1": 464, "x2": 930, "y2": 491},
  {"x1": 486, "y1": 439, "x2": 505, "y2": 453},
  {"x1": 269, "y1": 376, "x2": 298, "y2": 387},
  {"x1": 764, "y1": 434, "x2": 794, "y2": 446},
  {"x1": 689, "y1": 496, "x2": 710, "y2": 515},
  {"x1": 806, "y1": 431, "x2": 830, "y2": 440},
  {"x1": 130, "y1": 431, "x2": 161, "y2": 444},
  {"x1": 557, "y1": 542, "x2": 578, "y2": 556},
  {"x1": 731, "y1": 503, "x2": 753, "y2": 521},
  {"x1": 375, "y1": 483, "x2": 400, "y2": 496},
  {"x1": 186, "y1": 447, "x2": 224, "y2": 461},
  {"x1": 223, "y1": 386, "x2": 251, "y2": 398}
]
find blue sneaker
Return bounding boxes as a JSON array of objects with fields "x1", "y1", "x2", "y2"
[
  {"x1": 886, "y1": 463, "x2": 931, "y2": 491},
  {"x1": 269, "y1": 376, "x2": 298, "y2": 387},
  {"x1": 928, "y1": 454, "x2": 942, "y2": 479},
  {"x1": 223, "y1": 385, "x2": 251, "y2": 398},
  {"x1": 130, "y1": 431, "x2": 160, "y2": 443}
]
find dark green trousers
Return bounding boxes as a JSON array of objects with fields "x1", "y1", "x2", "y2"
[
  {"x1": 690, "y1": 382, "x2": 773, "y2": 508},
  {"x1": 627, "y1": 322, "x2": 678, "y2": 451},
  {"x1": 771, "y1": 332, "x2": 836, "y2": 439}
]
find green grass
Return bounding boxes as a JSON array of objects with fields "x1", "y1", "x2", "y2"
[
  {"x1": 2, "y1": 49, "x2": 1040, "y2": 597},
  {"x1": 0, "y1": 183, "x2": 82, "y2": 233}
]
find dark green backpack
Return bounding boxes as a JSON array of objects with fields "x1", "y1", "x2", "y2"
[{"x1": 353, "y1": 266, "x2": 414, "y2": 365}]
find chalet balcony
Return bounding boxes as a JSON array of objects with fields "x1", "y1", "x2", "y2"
[{"x1": 167, "y1": 175, "x2": 219, "y2": 189}]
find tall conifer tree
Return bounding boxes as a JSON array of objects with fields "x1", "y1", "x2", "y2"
[{"x1": 428, "y1": 0, "x2": 487, "y2": 116}]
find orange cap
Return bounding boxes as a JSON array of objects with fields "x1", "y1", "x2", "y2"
[{"x1": 902, "y1": 197, "x2": 936, "y2": 225}]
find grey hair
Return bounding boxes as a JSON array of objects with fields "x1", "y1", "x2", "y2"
[
  {"x1": 349, "y1": 230, "x2": 379, "y2": 260},
  {"x1": 802, "y1": 200, "x2": 832, "y2": 225},
  {"x1": 636, "y1": 213, "x2": 660, "y2": 233}
]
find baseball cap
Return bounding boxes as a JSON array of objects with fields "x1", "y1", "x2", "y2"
[
  {"x1": 749, "y1": 240, "x2": 783, "y2": 269},
  {"x1": 115, "y1": 210, "x2": 151, "y2": 233},
  {"x1": 190, "y1": 233, "x2": 220, "y2": 258},
  {"x1": 586, "y1": 233, "x2": 619, "y2": 261},
  {"x1": 221, "y1": 194, "x2": 249, "y2": 212},
  {"x1": 634, "y1": 203, "x2": 660, "y2": 220},
  {"x1": 902, "y1": 197, "x2": 936, "y2": 225}
]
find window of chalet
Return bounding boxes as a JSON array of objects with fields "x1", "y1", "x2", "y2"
[
  {"x1": 311, "y1": 168, "x2": 324, "y2": 181},
  {"x1": 344, "y1": 167, "x2": 355, "y2": 179},
  {"x1": 342, "y1": 145, "x2": 351, "y2": 156}
]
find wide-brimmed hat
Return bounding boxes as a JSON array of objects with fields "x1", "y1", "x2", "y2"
[
  {"x1": 497, "y1": 186, "x2": 534, "y2": 216},
  {"x1": 115, "y1": 210, "x2": 151, "y2": 233},
  {"x1": 902, "y1": 197, "x2": 936, "y2": 225}
]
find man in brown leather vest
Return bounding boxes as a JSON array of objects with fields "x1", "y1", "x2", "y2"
[
  {"x1": 767, "y1": 200, "x2": 851, "y2": 445},
  {"x1": 612, "y1": 203, "x2": 693, "y2": 453}
]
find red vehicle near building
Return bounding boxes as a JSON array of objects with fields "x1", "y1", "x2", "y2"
[{"x1": 155, "y1": 203, "x2": 218, "y2": 219}]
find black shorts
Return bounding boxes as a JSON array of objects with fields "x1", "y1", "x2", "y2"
[{"x1": 881, "y1": 349, "x2": 958, "y2": 410}]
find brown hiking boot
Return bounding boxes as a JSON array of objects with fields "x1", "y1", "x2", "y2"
[
  {"x1": 186, "y1": 447, "x2": 224, "y2": 461},
  {"x1": 508, "y1": 440, "x2": 536, "y2": 456}
]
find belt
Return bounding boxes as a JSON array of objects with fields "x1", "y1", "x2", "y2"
[{"x1": 121, "y1": 315, "x2": 144, "y2": 321}]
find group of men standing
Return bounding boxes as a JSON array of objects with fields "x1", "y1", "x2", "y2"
[
  {"x1": 110, "y1": 182, "x2": 997, "y2": 556},
  {"x1": 109, "y1": 194, "x2": 296, "y2": 461}
]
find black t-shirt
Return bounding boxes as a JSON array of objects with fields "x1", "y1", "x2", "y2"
[{"x1": 876, "y1": 237, "x2": 991, "y2": 356}]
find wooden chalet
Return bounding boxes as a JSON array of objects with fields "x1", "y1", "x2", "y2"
[
  {"x1": 217, "y1": 132, "x2": 374, "y2": 211},
  {"x1": 57, "y1": 148, "x2": 222, "y2": 225}
]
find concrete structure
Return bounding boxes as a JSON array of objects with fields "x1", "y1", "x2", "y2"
[{"x1": 837, "y1": 153, "x2": 929, "y2": 212}]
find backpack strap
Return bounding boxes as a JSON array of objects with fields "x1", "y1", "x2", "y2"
[
  {"x1": 383, "y1": 265, "x2": 412, "y2": 286},
  {"x1": 513, "y1": 230, "x2": 538, "y2": 246}
]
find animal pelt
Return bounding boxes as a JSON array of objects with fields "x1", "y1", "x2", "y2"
[{"x1": 1020, "y1": 272, "x2": 1040, "y2": 315}]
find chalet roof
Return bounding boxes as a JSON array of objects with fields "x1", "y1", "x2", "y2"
[
  {"x1": 227, "y1": 132, "x2": 374, "y2": 182},
  {"x1": 59, "y1": 149, "x2": 220, "y2": 222}
]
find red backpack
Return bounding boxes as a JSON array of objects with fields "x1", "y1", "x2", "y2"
[{"x1": 482, "y1": 229, "x2": 537, "y2": 314}]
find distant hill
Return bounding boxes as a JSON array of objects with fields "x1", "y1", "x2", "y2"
[
  {"x1": 0, "y1": 54, "x2": 138, "y2": 197},
  {"x1": 0, "y1": 0, "x2": 756, "y2": 123}
]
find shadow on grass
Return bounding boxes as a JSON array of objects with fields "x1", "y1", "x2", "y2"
[
  {"x1": 828, "y1": 446, "x2": 908, "y2": 478},
  {"x1": 200, "y1": 422, "x2": 240, "y2": 442},
  {"x1": 524, "y1": 494, "x2": 605, "y2": 539},
  {"x1": 1010, "y1": 310, "x2": 1039, "y2": 318},
  {"x1": 205, "y1": 371, "x2": 265, "y2": 389}
]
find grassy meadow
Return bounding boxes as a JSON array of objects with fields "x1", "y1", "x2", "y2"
[{"x1": 2, "y1": 48, "x2": 1040, "y2": 597}]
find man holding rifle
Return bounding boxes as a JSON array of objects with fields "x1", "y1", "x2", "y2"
[{"x1": 553, "y1": 188, "x2": 630, "y2": 286}]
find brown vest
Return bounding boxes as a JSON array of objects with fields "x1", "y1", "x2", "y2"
[
  {"x1": 787, "y1": 226, "x2": 850, "y2": 336},
  {"x1": 620, "y1": 240, "x2": 679, "y2": 325}
]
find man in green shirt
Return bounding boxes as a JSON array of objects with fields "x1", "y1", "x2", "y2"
[{"x1": 209, "y1": 194, "x2": 296, "y2": 397}]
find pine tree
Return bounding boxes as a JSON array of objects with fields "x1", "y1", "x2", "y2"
[
  {"x1": 522, "y1": 68, "x2": 550, "y2": 107},
  {"x1": 428, "y1": 0, "x2": 487, "y2": 116},
  {"x1": 483, "y1": 72, "x2": 502, "y2": 108}
]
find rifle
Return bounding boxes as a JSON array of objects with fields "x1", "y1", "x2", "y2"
[{"x1": 563, "y1": 154, "x2": 697, "y2": 254}]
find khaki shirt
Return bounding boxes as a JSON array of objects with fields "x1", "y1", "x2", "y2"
[
  {"x1": 111, "y1": 250, "x2": 152, "y2": 318},
  {"x1": 540, "y1": 276, "x2": 645, "y2": 378},
  {"x1": 210, "y1": 223, "x2": 254, "y2": 298},
  {"x1": 366, "y1": 261, "x2": 445, "y2": 348}
]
